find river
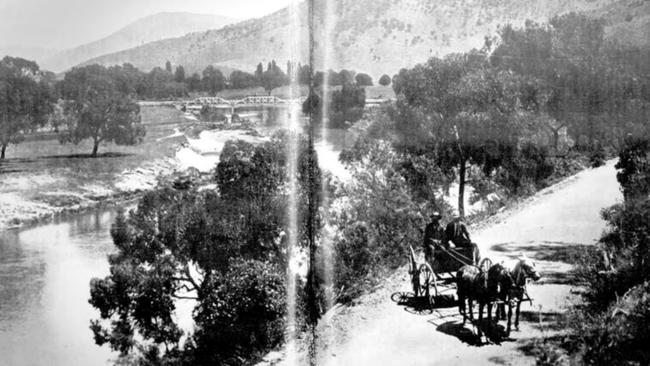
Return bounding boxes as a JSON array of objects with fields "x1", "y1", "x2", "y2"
[{"x1": 0, "y1": 209, "x2": 119, "y2": 366}]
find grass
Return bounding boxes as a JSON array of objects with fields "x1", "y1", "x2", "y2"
[{"x1": 0, "y1": 105, "x2": 188, "y2": 198}]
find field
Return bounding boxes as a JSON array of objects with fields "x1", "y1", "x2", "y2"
[{"x1": 0, "y1": 105, "x2": 190, "y2": 230}]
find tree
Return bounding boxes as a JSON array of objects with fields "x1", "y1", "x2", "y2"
[
  {"x1": 165, "y1": 60, "x2": 173, "y2": 73},
  {"x1": 0, "y1": 56, "x2": 54, "y2": 159},
  {"x1": 229, "y1": 70, "x2": 258, "y2": 89},
  {"x1": 89, "y1": 133, "x2": 321, "y2": 364},
  {"x1": 355, "y1": 73, "x2": 373, "y2": 86},
  {"x1": 339, "y1": 69, "x2": 355, "y2": 84},
  {"x1": 393, "y1": 52, "x2": 524, "y2": 217},
  {"x1": 297, "y1": 63, "x2": 311, "y2": 85},
  {"x1": 201, "y1": 65, "x2": 225, "y2": 96},
  {"x1": 329, "y1": 83, "x2": 366, "y2": 128},
  {"x1": 174, "y1": 65, "x2": 186, "y2": 83},
  {"x1": 260, "y1": 60, "x2": 288, "y2": 94},
  {"x1": 326, "y1": 69, "x2": 341, "y2": 86},
  {"x1": 59, "y1": 65, "x2": 145, "y2": 157},
  {"x1": 187, "y1": 73, "x2": 202, "y2": 92},
  {"x1": 378, "y1": 74, "x2": 392, "y2": 86},
  {"x1": 303, "y1": 83, "x2": 366, "y2": 129},
  {"x1": 255, "y1": 62, "x2": 264, "y2": 82}
]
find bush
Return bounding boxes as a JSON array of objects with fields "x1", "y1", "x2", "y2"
[
  {"x1": 188, "y1": 259, "x2": 287, "y2": 366},
  {"x1": 569, "y1": 281, "x2": 650, "y2": 365}
]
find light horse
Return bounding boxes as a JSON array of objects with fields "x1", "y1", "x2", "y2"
[{"x1": 494, "y1": 255, "x2": 541, "y2": 335}]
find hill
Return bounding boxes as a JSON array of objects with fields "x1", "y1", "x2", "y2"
[
  {"x1": 42, "y1": 12, "x2": 237, "y2": 72},
  {"x1": 81, "y1": 0, "x2": 650, "y2": 77}
]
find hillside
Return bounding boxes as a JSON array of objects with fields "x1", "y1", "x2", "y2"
[
  {"x1": 80, "y1": 0, "x2": 650, "y2": 78},
  {"x1": 42, "y1": 12, "x2": 237, "y2": 72}
]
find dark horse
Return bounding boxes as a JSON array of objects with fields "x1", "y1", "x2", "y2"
[
  {"x1": 493, "y1": 256, "x2": 541, "y2": 335},
  {"x1": 456, "y1": 264, "x2": 494, "y2": 341}
]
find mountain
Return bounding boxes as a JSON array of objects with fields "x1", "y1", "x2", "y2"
[
  {"x1": 79, "y1": 0, "x2": 650, "y2": 77},
  {"x1": 41, "y1": 12, "x2": 237, "y2": 72}
]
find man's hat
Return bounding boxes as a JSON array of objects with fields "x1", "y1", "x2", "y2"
[{"x1": 430, "y1": 211, "x2": 441, "y2": 219}]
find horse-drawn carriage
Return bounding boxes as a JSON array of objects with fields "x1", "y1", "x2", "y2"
[
  {"x1": 407, "y1": 241, "x2": 488, "y2": 306},
  {"x1": 403, "y1": 241, "x2": 540, "y2": 339}
]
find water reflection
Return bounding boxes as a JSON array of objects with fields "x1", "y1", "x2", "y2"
[{"x1": 0, "y1": 210, "x2": 118, "y2": 366}]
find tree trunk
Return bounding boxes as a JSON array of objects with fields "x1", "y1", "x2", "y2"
[
  {"x1": 1, "y1": 144, "x2": 6, "y2": 159},
  {"x1": 91, "y1": 141, "x2": 99, "y2": 157},
  {"x1": 458, "y1": 159, "x2": 466, "y2": 219}
]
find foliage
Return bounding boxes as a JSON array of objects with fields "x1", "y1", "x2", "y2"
[
  {"x1": 304, "y1": 83, "x2": 366, "y2": 129},
  {"x1": 174, "y1": 66, "x2": 185, "y2": 83},
  {"x1": 260, "y1": 61, "x2": 288, "y2": 94},
  {"x1": 58, "y1": 64, "x2": 145, "y2": 157},
  {"x1": 392, "y1": 51, "x2": 528, "y2": 216},
  {"x1": 201, "y1": 65, "x2": 226, "y2": 96},
  {"x1": 198, "y1": 105, "x2": 227, "y2": 123},
  {"x1": 187, "y1": 259, "x2": 287, "y2": 366},
  {"x1": 0, "y1": 56, "x2": 54, "y2": 158},
  {"x1": 229, "y1": 70, "x2": 258, "y2": 89},
  {"x1": 378, "y1": 74, "x2": 392, "y2": 86},
  {"x1": 89, "y1": 132, "x2": 321, "y2": 364},
  {"x1": 355, "y1": 73, "x2": 373, "y2": 86},
  {"x1": 491, "y1": 14, "x2": 650, "y2": 151},
  {"x1": 616, "y1": 137, "x2": 650, "y2": 200},
  {"x1": 326, "y1": 139, "x2": 432, "y2": 302},
  {"x1": 567, "y1": 138, "x2": 650, "y2": 365}
]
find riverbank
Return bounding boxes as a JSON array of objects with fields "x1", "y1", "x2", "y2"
[{"x1": 0, "y1": 105, "x2": 271, "y2": 232}]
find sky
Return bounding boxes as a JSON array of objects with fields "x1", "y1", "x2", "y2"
[{"x1": 0, "y1": 0, "x2": 294, "y2": 49}]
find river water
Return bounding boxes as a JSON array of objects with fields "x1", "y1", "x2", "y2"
[{"x1": 0, "y1": 209, "x2": 118, "y2": 366}]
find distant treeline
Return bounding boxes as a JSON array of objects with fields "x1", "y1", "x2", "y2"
[{"x1": 77, "y1": 59, "x2": 380, "y2": 100}]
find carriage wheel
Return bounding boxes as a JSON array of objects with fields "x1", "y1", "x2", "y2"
[
  {"x1": 478, "y1": 257, "x2": 493, "y2": 272},
  {"x1": 418, "y1": 263, "x2": 435, "y2": 305}
]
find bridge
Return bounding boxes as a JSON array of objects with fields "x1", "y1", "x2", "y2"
[{"x1": 138, "y1": 95, "x2": 392, "y2": 123}]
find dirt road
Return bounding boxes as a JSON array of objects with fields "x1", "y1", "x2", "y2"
[{"x1": 308, "y1": 160, "x2": 622, "y2": 366}]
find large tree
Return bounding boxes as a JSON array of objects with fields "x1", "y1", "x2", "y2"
[
  {"x1": 59, "y1": 64, "x2": 145, "y2": 157},
  {"x1": 393, "y1": 52, "x2": 524, "y2": 217},
  {"x1": 0, "y1": 56, "x2": 54, "y2": 159},
  {"x1": 89, "y1": 133, "x2": 321, "y2": 364}
]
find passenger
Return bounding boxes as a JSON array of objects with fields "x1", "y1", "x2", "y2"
[{"x1": 444, "y1": 215, "x2": 472, "y2": 248}]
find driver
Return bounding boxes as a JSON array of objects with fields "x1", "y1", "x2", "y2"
[{"x1": 423, "y1": 212, "x2": 445, "y2": 262}]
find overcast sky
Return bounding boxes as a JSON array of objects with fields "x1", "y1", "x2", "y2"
[{"x1": 0, "y1": 0, "x2": 294, "y2": 49}]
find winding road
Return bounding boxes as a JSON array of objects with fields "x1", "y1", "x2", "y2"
[{"x1": 312, "y1": 160, "x2": 622, "y2": 366}]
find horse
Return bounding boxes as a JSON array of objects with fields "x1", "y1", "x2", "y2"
[
  {"x1": 456, "y1": 264, "x2": 495, "y2": 341},
  {"x1": 494, "y1": 255, "x2": 541, "y2": 335}
]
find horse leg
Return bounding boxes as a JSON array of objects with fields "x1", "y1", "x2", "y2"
[
  {"x1": 478, "y1": 302, "x2": 485, "y2": 342},
  {"x1": 515, "y1": 300, "x2": 522, "y2": 331},
  {"x1": 468, "y1": 298, "x2": 474, "y2": 322},
  {"x1": 459, "y1": 295, "x2": 466, "y2": 324},
  {"x1": 498, "y1": 302, "x2": 505, "y2": 320},
  {"x1": 487, "y1": 301, "x2": 493, "y2": 324},
  {"x1": 506, "y1": 301, "x2": 513, "y2": 336}
]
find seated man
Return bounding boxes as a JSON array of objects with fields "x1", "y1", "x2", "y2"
[
  {"x1": 444, "y1": 215, "x2": 472, "y2": 248},
  {"x1": 423, "y1": 212, "x2": 445, "y2": 263}
]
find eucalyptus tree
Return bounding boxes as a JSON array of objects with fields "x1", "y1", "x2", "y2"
[
  {"x1": 58, "y1": 64, "x2": 145, "y2": 157},
  {"x1": 0, "y1": 56, "x2": 54, "y2": 159}
]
